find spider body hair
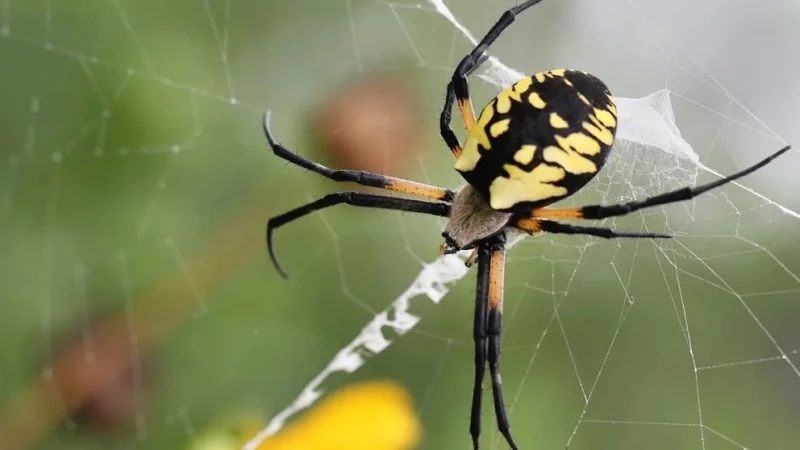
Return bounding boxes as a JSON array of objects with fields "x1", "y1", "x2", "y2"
[{"x1": 441, "y1": 185, "x2": 512, "y2": 254}]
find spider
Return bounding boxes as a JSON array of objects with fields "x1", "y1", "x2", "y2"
[{"x1": 263, "y1": 0, "x2": 791, "y2": 448}]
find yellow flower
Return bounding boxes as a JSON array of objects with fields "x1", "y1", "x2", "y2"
[{"x1": 188, "y1": 380, "x2": 421, "y2": 450}]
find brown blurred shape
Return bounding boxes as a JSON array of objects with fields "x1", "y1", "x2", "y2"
[
  {"x1": 0, "y1": 205, "x2": 268, "y2": 450},
  {"x1": 316, "y1": 74, "x2": 424, "y2": 176},
  {"x1": 66, "y1": 338, "x2": 142, "y2": 430}
]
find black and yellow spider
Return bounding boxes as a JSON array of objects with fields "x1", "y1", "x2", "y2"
[{"x1": 263, "y1": 0, "x2": 791, "y2": 448}]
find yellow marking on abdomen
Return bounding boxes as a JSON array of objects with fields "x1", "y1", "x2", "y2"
[
  {"x1": 607, "y1": 99, "x2": 617, "y2": 116},
  {"x1": 496, "y1": 77, "x2": 533, "y2": 114},
  {"x1": 583, "y1": 115, "x2": 614, "y2": 145},
  {"x1": 455, "y1": 104, "x2": 496, "y2": 172},
  {"x1": 563, "y1": 78, "x2": 573, "y2": 87},
  {"x1": 489, "y1": 119, "x2": 511, "y2": 138},
  {"x1": 489, "y1": 164, "x2": 568, "y2": 210},
  {"x1": 543, "y1": 145, "x2": 597, "y2": 175},
  {"x1": 577, "y1": 93, "x2": 590, "y2": 105},
  {"x1": 513, "y1": 145, "x2": 537, "y2": 165},
  {"x1": 593, "y1": 108, "x2": 616, "y2": 127},
  {"x1": 528, "y1": 92, "x2": 545, "y2": 109},
  {"x1": 456, "y1": 137, "x2": 482, "y2": 172},
  {"x1": 555, "y1": 132, "x2": 601, "y2": 156},
  {"x1": 549, "y1": 68, "x2": 566, "y2": 77},
  {"x1": 550, "y1": 112, "x2": 569, "y2": 129}
]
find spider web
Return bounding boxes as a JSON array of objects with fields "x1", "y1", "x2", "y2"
[{"x1": 0, "y1": 1, "x2": 798, "y2": 450}]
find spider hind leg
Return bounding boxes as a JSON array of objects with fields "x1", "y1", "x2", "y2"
[{"x1": 529, "y1": 144, "x2": 792, "y2": 222}]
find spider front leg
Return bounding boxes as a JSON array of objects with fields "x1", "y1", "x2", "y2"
[
  {"x1": 439, "y1": 61, "x2": 484, "y2": 159},
  {"x1": 264, "y1": 111, "x2": 456, "y2": 202},
  {"x1": 472, "y1": 234, "x2": 517, "y2": 450},
  {"x1": 267, "y1": 192, "x2": 450, "y2": 278},
  {"x1": 439, "y1": 0, "x2": 547, "y2": 159}
]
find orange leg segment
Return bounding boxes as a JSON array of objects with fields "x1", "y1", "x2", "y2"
[
  {"x1": 529, "y1": 207, "x2": 584, "y2": 220},
  {"x1": 457, "y1": 98, "x2": 477, "y2": 133},
  {"x1": 382, "y1": 177, "x2": 454, "y2": 201},
  {"x1": 488, "y1": 245, "x2": 505, "y2": 309}
]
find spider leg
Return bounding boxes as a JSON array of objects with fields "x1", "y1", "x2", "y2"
[
  {"x1": 439, "y1": 0, "x2": 546, "y2": 158},
  {"x1": 528, "y1": 145, "x2": 792, "y2": 221},
  {"x1": 484, "y1": 234, "x2": 517, "y2": 450},
  {"x1": 439, "y1": 54, "x2": 488, "y2": 158},
  {"x1": 516, "y1": 218, "x2": 672, "y2": 239},
  {"x1": 470, "y1": 240, "x2": 490, "y2": 449},
  {"x1": 471, "y1": 234, "x2": 517, "y2": 450},
  {"x1": 264, "y1": 111, "x2": 456, "y2": 202},
  {"x1": 267, "y1": 192, "x2": 450, "y2": 278}
]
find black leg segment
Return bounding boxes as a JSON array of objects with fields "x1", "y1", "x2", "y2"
[
  {"x1": 264, "y1": 111, "x2": 456, "y2": 202},
  {"x1": 470, "y1": 241, "x2": 491, "y2": 449},
  {"x1": 267, "y1": 192, "x2": 450, "y2": 278},
  {"x1": 518, "y1": 219, "x2": 673, "y2": 240}
]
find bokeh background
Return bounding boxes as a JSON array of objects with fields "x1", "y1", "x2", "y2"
[{"x1": 1, "y1": 0, "x2": 799, "y2": 449}]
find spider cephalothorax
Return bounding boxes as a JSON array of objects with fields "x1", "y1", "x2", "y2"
[
  {"x1": 440, "y1": 185, "x2": 511, "y2": 254},
  {"x1": 263, "y1": 0, "x2": 791, "y2": 447}
]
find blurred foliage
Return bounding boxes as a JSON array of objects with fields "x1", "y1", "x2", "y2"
[{"x1": 0, "y1": 1, "x2": 798, "y2": 449}]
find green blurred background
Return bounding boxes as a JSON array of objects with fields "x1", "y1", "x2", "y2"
[{"x1": 1, "y1": 0, "x2": 799, "y2": 449}]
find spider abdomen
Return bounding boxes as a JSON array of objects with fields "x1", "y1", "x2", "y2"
[{"x1": 455, "y1": 69, "x2": 618, "y2": 213}]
